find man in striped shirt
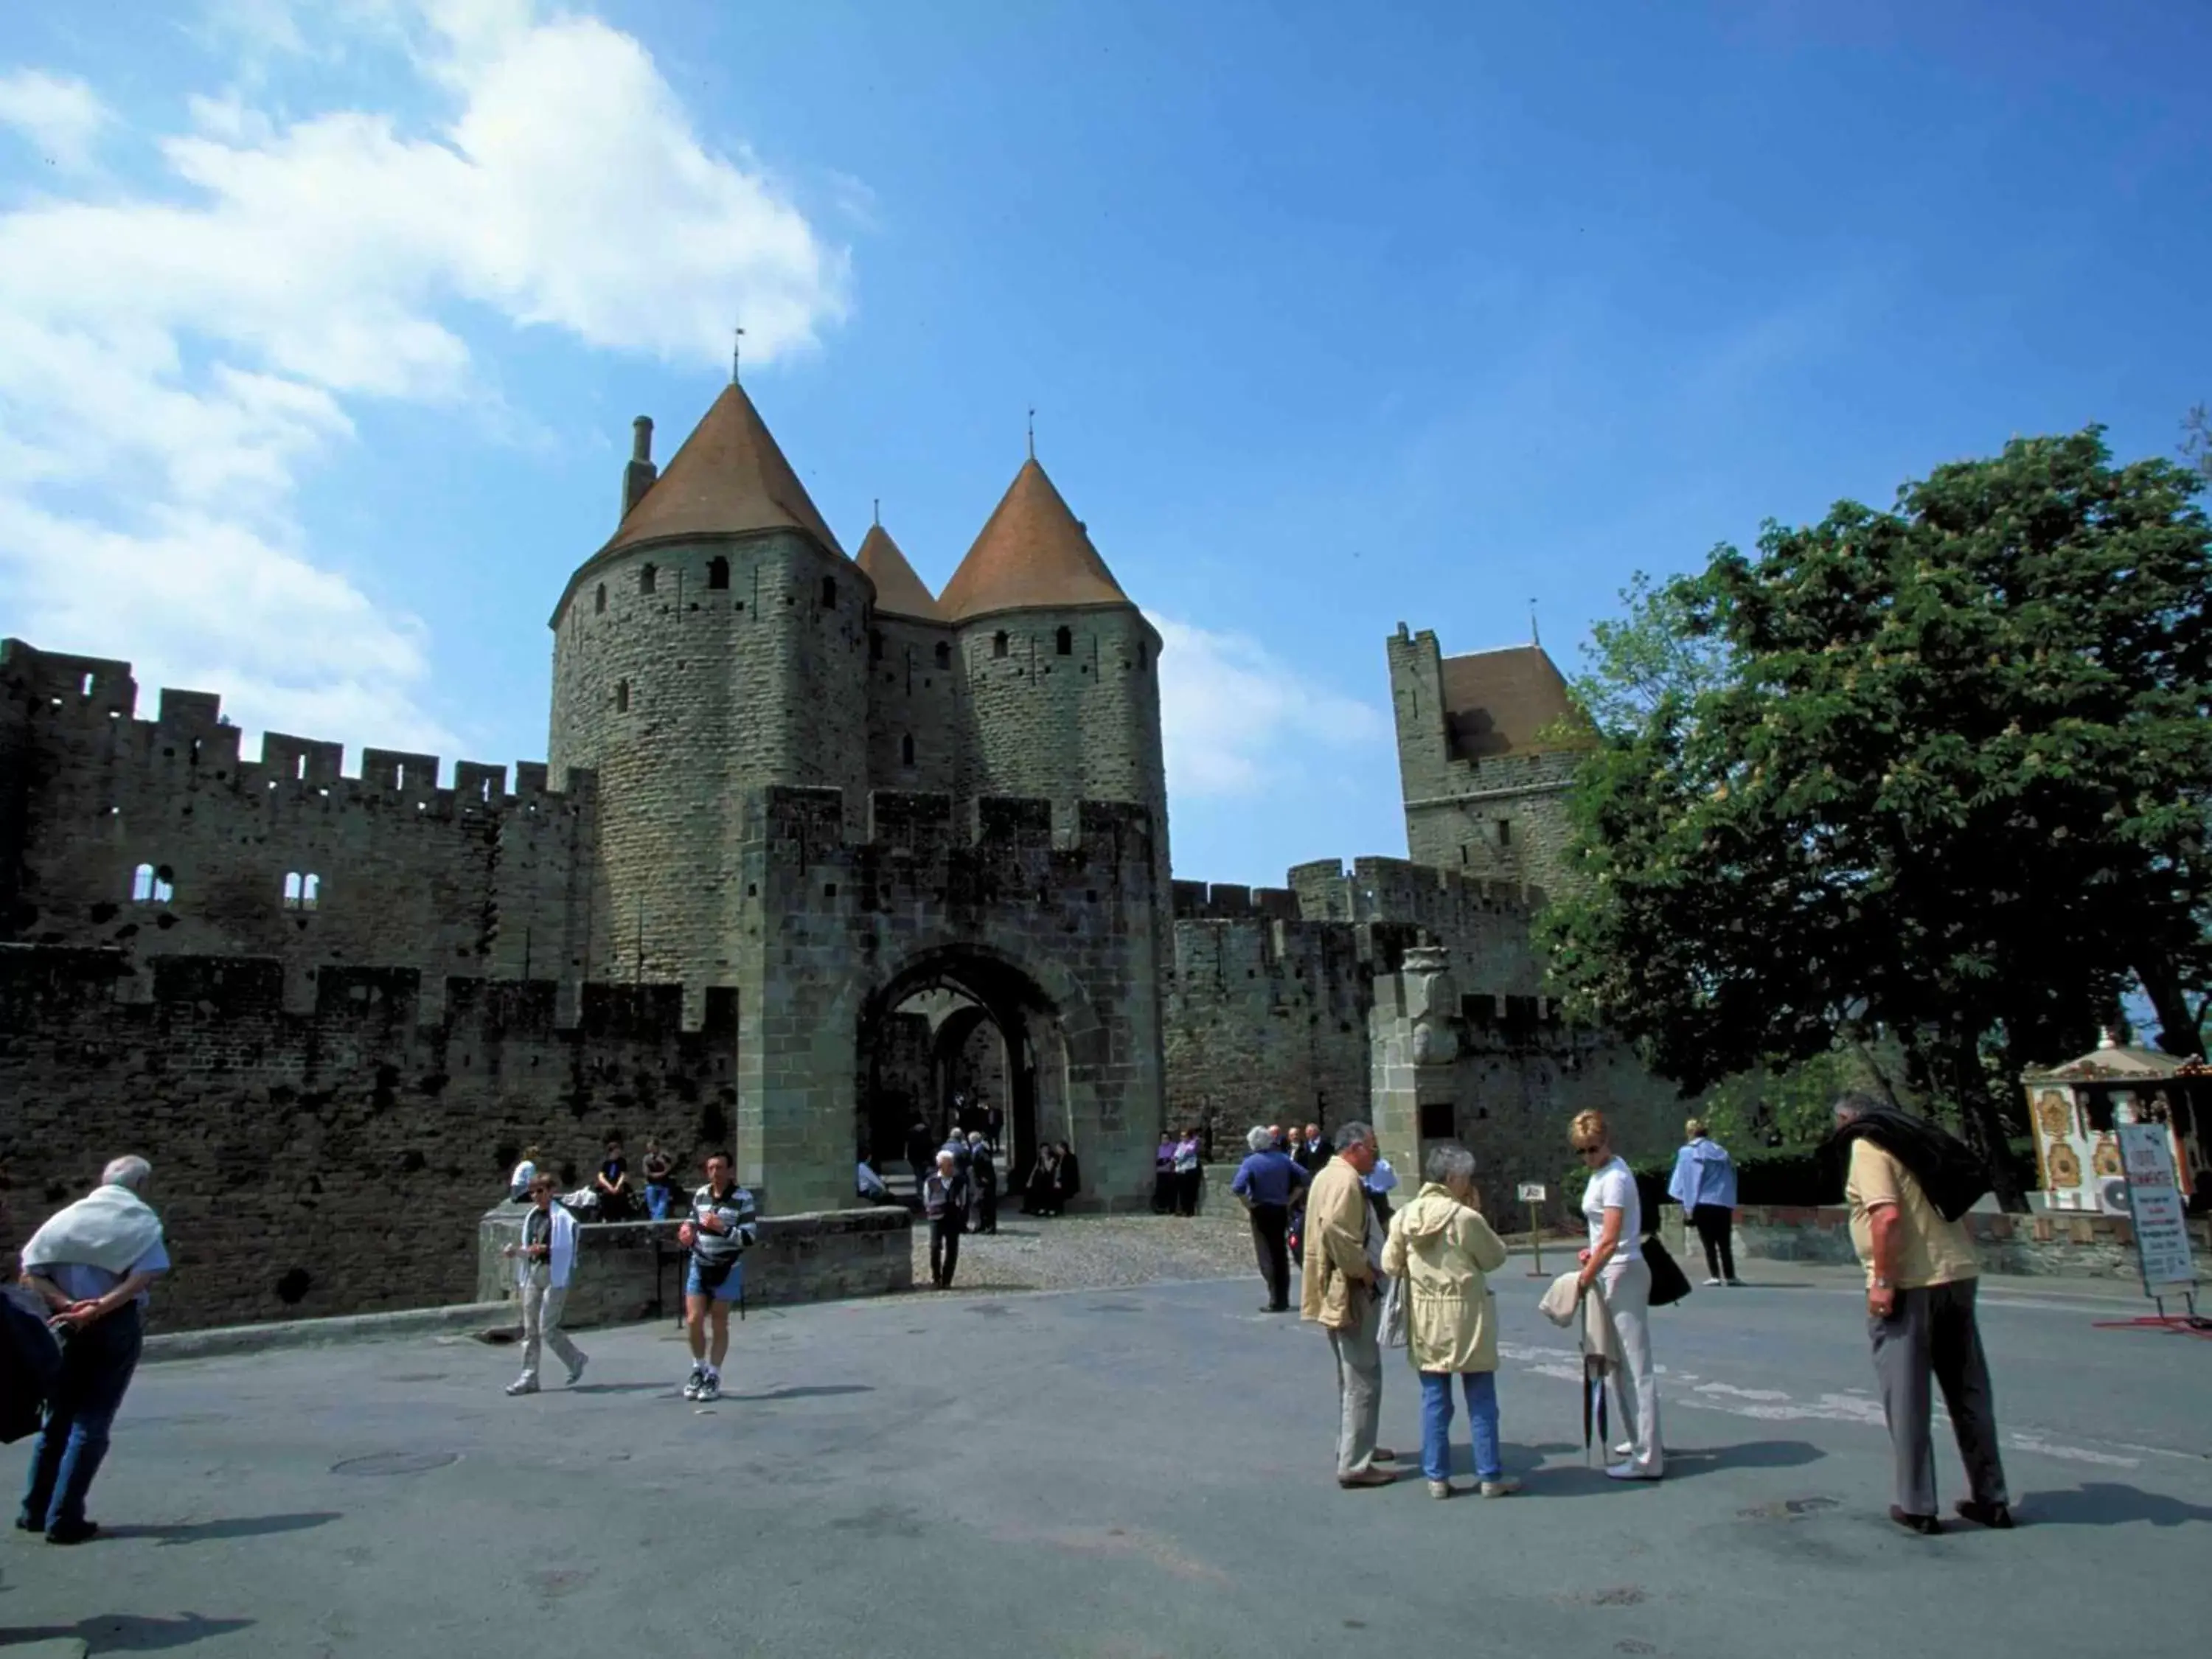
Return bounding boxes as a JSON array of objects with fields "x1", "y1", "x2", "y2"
[{"x1": 677, "y1": 1152, "x2": 757, "y2": 1402}]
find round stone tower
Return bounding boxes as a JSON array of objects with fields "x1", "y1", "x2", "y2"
[
  {"x1": 938, "y1": 456, "x2": 1169, "y2": 885},
  {"x1": 548, "y1": 383, "x2": 866, "y2": 990}
]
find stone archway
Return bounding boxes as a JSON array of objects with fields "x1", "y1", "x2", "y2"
[{"x1": 855, "y1": 945, "x2": 1084, "y2": 1197}]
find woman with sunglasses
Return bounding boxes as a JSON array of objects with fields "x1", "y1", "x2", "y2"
[{"x1": 1572, "y1": 1110, "x2": 1663, "y2": 1481}]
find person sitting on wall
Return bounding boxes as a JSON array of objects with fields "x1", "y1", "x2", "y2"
[
  {"x1": 594, "y1": 1136, "x2": 633, "y2": 1222},
  {"x1": 509, "y1": 1146, "x2": 541, "y2": 1205},
  {"x1": 641, "y1": 1138, "x2": 675, "y2": 1222},
  {"x1": 677, "y1": 1152, "x2": 757, "y2": 1403},
  {"x1": 16, "y1": 1155, "x2": 169, "y2": 1544},
  {"x1": 857, "y1": 1157, "x2": 900, "y2": 1207}
]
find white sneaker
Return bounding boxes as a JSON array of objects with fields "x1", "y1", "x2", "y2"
[
  {"x1": 1606, "y1": 1461, "x2": 1663, "y2": 1482},
  {"x1": 505, "y1": 1378, "x2": 538, "y2": 1397},
  {"x1": 681, "y1": 1366, "x2": 706, "y2": 1401},
  {"x1": 1613, "y1": 1441, "x2": 1632, "y2": 1457},
  {"x1": 1703, "y1": 1276, "x2": 1723, "y2": 1287},
  {"x1": 696, "y1": 1371, "x2": 721, "y2": 1402}
]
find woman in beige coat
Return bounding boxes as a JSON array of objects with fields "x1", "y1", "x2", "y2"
[{"x1": 1381, "y1": 1144, "x2": 1518, "y2": 1499}]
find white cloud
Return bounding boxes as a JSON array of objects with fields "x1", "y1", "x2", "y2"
[
  {"x1": 0, "y1": 0, "x2": 852, "y2": 765},
  {"x1": 0, "y1": 70, "x2": 111, "y2": 173},
  {"x1": 1152, "y1": 616, "x2": 1387, "y2": 799}
]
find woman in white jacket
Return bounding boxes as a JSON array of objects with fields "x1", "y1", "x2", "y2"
[{"x1": 501, "y1": 1173, "x2": 587, "y2": 1395}]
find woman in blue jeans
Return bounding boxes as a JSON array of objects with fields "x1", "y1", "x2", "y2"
[{"x1": 1380, "y1": 1144, "x2": 1518, "y2": 1499}]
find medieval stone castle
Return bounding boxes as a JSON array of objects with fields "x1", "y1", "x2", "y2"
[{"x1": 0, "y1": 383, "x2": 1677, "y2": 1329}]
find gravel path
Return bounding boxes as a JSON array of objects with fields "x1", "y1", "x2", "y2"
[{"x1": 908, "y1": 1211, "x2": 1259, "y2": 1294}]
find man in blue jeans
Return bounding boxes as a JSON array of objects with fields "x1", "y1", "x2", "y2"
[{"x1": 16, "y1": 1155, "x2": 169, "y2": 1545}]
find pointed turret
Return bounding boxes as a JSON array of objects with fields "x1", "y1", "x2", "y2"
[
  {"x1": 937, "y1": 459, "x2": 1130, "y2": 622},
  {"x1": 604, "y1": 383, "x2": 844, "y2": 559},
  {"x1": 855, "y1": 524, "x2": 944, "y2": 622}
]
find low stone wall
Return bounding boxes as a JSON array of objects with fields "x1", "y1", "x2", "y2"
[
  {"x1": 1732, "y1": 1203, "x2": 2212, "y2": 1281},
  {"x1": 476, "y1": 1205, "x2": 914, "y2": 1326}
]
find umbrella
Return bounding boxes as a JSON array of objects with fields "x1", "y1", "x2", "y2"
[{"x1": 1583, "y1": 1360, "x2": 1609, "y2": 1468}]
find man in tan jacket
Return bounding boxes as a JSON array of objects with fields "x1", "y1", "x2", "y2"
[{"x1": 1299, "y1": 1122, "x2": 1397, "y2": 1486}]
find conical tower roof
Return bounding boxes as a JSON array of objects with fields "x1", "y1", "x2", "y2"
[
  {"x1": 855, "y1": 524, "x2": 944, "y2": 622},
  {"x1": 604, "y1": 383, "x2": 844, "y2": 558},
  {"x1": 938, "y1": 459, "x2": 1130, "y2": 622}
]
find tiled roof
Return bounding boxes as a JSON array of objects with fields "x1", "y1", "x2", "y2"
[
  {"x1": 855, "y1": 524, "x2": 944, "y2": 622},
  {"x1": 937, "y1": 459, "x2": 1130, "y2": 622},
  {"x1": 1438, "y1": 645, "x2": 1581, "y2": 759},
  {"x1": 604, "y1": 383, "x2": 844, "y2": 557}
]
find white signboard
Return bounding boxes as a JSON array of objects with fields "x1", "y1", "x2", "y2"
[
  {"x1": 2118, "y1": 1124, "x2": 2198, "y2": 1294},
  {"x1": 1517, "y1": 1183, "x2": 1548, "y2": 1203}
]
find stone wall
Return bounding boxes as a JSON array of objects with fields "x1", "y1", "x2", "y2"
[
  {"x1": 0, "y1": 943, "x2": 740, "y2": 1332},
  {"x1": 1, "y1": 639, "x2": 597, "y2": 1021},
  {"x1": 475, "y1": 1206, "x2": 912, "y2": 1327},
  {"x1": 1730, "y1": 1202, "x2": 2212, "y2": 1282}
]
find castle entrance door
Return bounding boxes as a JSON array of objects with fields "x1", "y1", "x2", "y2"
[{"x1": 856, "y1": 947, "x2": 1071, "y2": 1203}]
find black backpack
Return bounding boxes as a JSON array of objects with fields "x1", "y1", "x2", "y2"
[{"x1": 0, "y1": 1287, "x2": 63, "y2": 1444}]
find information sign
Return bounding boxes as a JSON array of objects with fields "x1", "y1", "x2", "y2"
[
  {"x1": 2118, "y1": 1124, "x2": 2199, "y2": 1295},
  {"x1": 1517, "y1": 1183, "x2": 1547, "y2": 1203}
]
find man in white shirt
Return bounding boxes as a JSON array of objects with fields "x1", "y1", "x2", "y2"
[
  {"x1": 17, "y1": 1155, "x2": 168, "y2": 1544},
  {"x1": 501, "y1": 1173, "x2": 588, "y2": 1396}
]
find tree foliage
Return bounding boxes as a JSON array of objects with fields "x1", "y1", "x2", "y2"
[{"x1": 1543, "y1": 429, "x2": 2212, "y2": 1207}]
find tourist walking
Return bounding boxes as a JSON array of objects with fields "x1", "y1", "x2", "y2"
[
  {"x1": 1669, "y1": 1119, "x2": 1742, "y2": 1286},
  {"x1": 15, "y1": 1155, "x2": 167, "y2": 1544},
  {"x1": 1152, "y1": 1132, "x2": 1177, "y2": 1214},
  {"x1": 1293, "y1": 1124, "x2": 1332, "y2": 1175},
  {"x1": 502, "y1": 1172, "x2": 588, "y2": 1395},
  {"x1": 1300, "y1": 1122, "x2": 1396, "y2": 1488},
  {"x1": 1382, "y1": 1144, "x2": 1517, "y2": 1500},
  {"x1": 922, "y1": 1150, "x2": 970, "y2": 1287},
  {"x1": 1572, "y1": 1110, "x2": 1663, "y2": 1481},
  {"x1": 967, "y1": 1134, "x2": 1000, "y2": 1234},
  {"x1": 1832, "y1": 1091, "x2": 2011, "y2": 1536},
  {"x1": 678, "y1": 1152, "x2": 757, "y2": 1402},
  {"x1": 984, "y1": 1099, "x2": 1004, "y2": 1156},
  {"x1": 905, "y1": 1114, "x2": 935, "y2": 1190},
  {"x1": 641, "y1": 1138, "x2": 675, "y2": 1221},
  {"x1": 1231, "y1": 1126, "x2": 1310, "y2": 1312},
  {"x1": 1171, "y1": 1130, "x2": 1203, "y2": 1216}
]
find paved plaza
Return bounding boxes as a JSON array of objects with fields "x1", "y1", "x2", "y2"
[{"x1": 2, "y1": 1247, "x2": 2208, "y2": 1657}]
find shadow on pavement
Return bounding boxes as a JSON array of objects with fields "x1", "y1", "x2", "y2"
[
  {"x1": 2020, "y1": 1484, "x2": 2212, "y2": 1528},
  {"x1": 726, "y1": 1384, "x2": 874, "y2": 1402},
  {"x1": 1514, "y1": 1440, "x2": 1825, "y2": 1491},
  {"x1": 567, "y1": 1382, "x2": 669, "y2": 1395},
  {"x1": 0, "y1": 1611, "x2": 253, "y2": 1650},
  {"x1": 98, "y1": 1512, "x2": 339, "y2": 1546}
]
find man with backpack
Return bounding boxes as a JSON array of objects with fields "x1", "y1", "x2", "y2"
[
  {"x1": 677, "y1": 1152, "x2": 757, "y2": 1402},
  {"x1": 1832, "y1": 1092, "x2": 2011, "y2": 1536}
]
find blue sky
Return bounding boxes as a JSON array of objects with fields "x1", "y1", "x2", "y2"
[{"x1": 1, "y1": 1, "x2": 2206, "y2": 887}]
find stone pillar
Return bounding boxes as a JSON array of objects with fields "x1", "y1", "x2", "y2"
[{"x1": 1368, "y1": 942, "x2": 1460, "y2": 1186}]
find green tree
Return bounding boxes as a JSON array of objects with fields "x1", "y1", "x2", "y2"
[
  {"x1": 1568, "y1": 569, "x2": 1739, "y2": 738},
  {"x1": 2185, "y1": 404, "x2": 2212, "y2": 487},
  {"x1": 1543, "y1": 429, "x2": 2212, "y2": 1208}
]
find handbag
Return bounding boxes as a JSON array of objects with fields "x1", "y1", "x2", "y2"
[
  {"x1": 1378, "y1": 1276, "x2": 1408, "y2": 1349},
  {"x1": 1641, "y1": 1234, "x2": 1693, "y2": 1308}
]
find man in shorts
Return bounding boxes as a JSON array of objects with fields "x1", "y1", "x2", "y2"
[{"x1": 678, "y1": 1152, "x2": 757, "y2": 1402}]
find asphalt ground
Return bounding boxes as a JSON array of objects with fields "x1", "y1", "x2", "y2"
[{"x1": 2, "y1": 1258, "x2": 2208, "y2": 1658}]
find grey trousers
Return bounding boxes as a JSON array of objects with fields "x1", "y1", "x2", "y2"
[
  {"x1": 1601, "y1": 1256, "x2": 1664, "y2": 1477},
  {"x1": 1326, "y1": 1285, "x2": 1384, "y2": 1477},
  {"x1": 519, "y1": 1270, "x2": 584, "y2": 1385},
  {"x1": 1869, "y1": 1277, "x2": 2008, "y2": 1516}
]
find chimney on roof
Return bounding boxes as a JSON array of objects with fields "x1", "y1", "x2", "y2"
[{"x1": 622, "y1": 417, "x2": 658, "y2": 521}]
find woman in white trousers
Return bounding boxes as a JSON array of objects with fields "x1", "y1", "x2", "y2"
[{"x1": 1573, "y1": 1110, "x2": 1663, "y2": 1481}]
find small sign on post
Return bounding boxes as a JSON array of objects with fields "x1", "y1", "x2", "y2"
[{"x1": 1518, "y1": 1183, "x2": 1548, "y2": 1277}]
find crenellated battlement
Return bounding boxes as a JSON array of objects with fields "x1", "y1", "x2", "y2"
[
  {"x1": 1, "y1": 638, "x2": 596, "y2": 816},
  {"x1": 759, "y1": 786, "x2": 1157, "y2": 871}
]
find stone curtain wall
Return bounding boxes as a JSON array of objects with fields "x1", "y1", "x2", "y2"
[
  {"x1": 0, "y1": 947, "x2": 741, "y2": 1332},
  {"x1": 1, "y1": 639, "x2": 597, "y2": 1022}
]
